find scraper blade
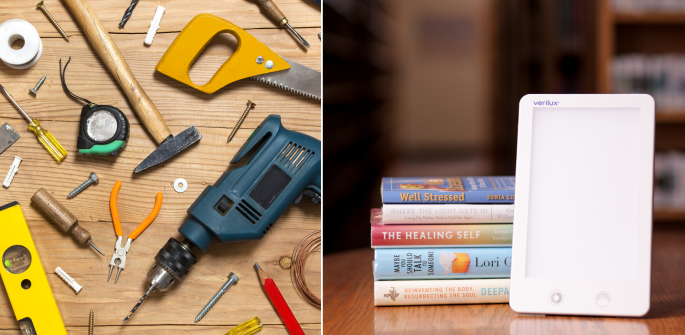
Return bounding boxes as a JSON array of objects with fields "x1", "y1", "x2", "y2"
[{"x1": 0, "y1": 122, "x2": 20, "y2": 155}]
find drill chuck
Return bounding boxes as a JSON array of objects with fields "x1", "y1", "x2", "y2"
[
  {"x1": 148, "y1": 238, "x2": 197, "y2": 291},
  {"x1": 125, "y1": 238, "x2": 197, "y2": 323}
]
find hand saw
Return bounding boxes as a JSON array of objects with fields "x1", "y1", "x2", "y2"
[{"x1": 155, "y1": 14, "x2": 320, "y2": 100}]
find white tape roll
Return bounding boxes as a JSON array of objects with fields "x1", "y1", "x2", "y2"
[{"x1": 0, "y1": 19, "x2": 42, "y2": 70}]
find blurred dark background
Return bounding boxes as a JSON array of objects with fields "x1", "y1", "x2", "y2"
[{"x1": 324, "y1": 0, "x2": 685, "y2": 254}]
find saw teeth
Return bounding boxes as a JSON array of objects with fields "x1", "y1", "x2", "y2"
[{"x1": 251, "y1": 76, "x2": 321, "y2": 101}]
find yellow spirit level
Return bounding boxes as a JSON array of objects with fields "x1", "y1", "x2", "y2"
[{"x1": 0, "y1": 202, "x2": 67, "y2": 335}]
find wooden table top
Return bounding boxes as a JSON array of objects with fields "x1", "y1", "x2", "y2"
[
  {"x1": 323, "y1": 228, "x2": 685, "y2": 335},
  {"x1": 0, "y1": 0, "x2": 320, "y2": 333}
]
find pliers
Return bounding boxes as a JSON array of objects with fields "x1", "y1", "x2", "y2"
[{"x1": 108, "y1": 180, "x2": 163, "y2": 283}]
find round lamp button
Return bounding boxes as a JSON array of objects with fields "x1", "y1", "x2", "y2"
[
  {"x1": 549, "y1": 290, "x2": 564, "y2": 305},
  {"x1": 596, "y1": 292, "x2": 611, "y2": 307}
]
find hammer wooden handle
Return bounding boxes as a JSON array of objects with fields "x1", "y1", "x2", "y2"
[
  {"x1": 62, "y1": 0, "x2": 172, "y2": 144},
  {"x1": 31, "y1": 188, "x2": 92, "y2": 245},
  {"x1": 257, "y1": 0, "x2": 287, "y2": 24}
]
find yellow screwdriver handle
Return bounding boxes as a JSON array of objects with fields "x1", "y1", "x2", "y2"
[
  {"x1": 28, "y1": 119, "x2": 67, "y2": 163},
  {"x1": 226, "y1": 316, "x2": 263, "y2": 335}
]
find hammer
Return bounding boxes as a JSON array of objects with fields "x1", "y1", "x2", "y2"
[{"x1": 62, "y1": 0, "x2": 201, "y2": 173}]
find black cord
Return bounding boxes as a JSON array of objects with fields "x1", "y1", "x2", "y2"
[
  {"x1": 60, "y1": 57, "x2": 94, "y2": 106},
  {"x1": 118, "y1": 0, "x2": 139, "y2": 28}
]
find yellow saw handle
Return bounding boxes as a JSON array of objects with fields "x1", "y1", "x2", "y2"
[{"x1": 155, "y1": 14, "x2": 290, "y2": 94}]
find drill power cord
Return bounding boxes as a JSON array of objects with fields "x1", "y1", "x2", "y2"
[{"x1": 291, "y1": 230, "x2": 321, "y2": 309}]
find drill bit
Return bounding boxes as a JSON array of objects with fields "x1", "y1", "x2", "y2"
[
  {"x1": 123, "y1": 285, "x2": 155, "y2": 323},
  {"x1": 118, "y1": 0, "x2": 139, "y2": 28},
  {"x1": 89, "y1": 309, "x2": 93, "y2": 335}
]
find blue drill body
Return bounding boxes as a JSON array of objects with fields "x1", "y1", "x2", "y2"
[{"x1": 179, "y1": 115, "x2": 321, "y2": 252}]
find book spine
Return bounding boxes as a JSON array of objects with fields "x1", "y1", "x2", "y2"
[
  {"x1": 374, "y1": 278, "x2": 510, "y2": 306},
  {"x1": 374, "y1": 247, "x2": 511, "y2": 280},
  {"x1": 381, "y1": 204, "x2": 514, "y2": 224},
  {"x1": 382, "y1": 189, "x2": 515, "y2": 204},
  {"x1": 371, "y1": 224, "x2": 512, "y2": 248}
]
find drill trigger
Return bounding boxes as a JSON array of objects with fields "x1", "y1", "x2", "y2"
[{"x1": 293, "y1": 188, "x2": 321, "y2": 205}]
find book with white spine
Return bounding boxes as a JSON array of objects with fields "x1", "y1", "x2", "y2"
[
  {"x1": 375, "y1": 278, "x2": 510, "y2": 306},
  {"x1": 377, "y1": 204, "x2": 514, "y2": 225}
]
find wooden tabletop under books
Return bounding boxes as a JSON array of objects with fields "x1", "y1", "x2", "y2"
[
  {"x1": 0, "y1": 0, "x2": 320, "y2": 333},
  {"x1": 323, "y1": 226, "x2": 685, "y2": 335}
]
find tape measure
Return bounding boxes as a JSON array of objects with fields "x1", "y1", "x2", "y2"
[
  {"x1": 61, "y1": 57, "x2": 130, "y2": 156},
  {"x1": 77, "y1": 104, "x2": 129, "y2": 155},
  {"x1": 0, "y1": 202, "x2": 68, "y2": 335}
]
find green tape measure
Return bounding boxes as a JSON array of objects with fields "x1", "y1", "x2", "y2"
[
  {"x1": 77, "y1": 104, "x2": 129, "y2": 155},
  {"x1": 60, "y1": 57, "x2": 130, "y2": 156}
]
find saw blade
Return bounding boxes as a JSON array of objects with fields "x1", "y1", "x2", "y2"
[
  {"x1": 0, "y1": 122, "x2": 20, "y2": 155},
  {"x1": 251, "y1": 58, "x2": 321, "y2": 100}
]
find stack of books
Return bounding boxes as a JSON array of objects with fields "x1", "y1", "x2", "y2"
[{"x1": 372, "y1": 176, "x2": 515, "y2": 306}]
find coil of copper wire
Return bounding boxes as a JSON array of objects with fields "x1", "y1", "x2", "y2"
[{"x1": 291, "y1": 230, "x2": 321, "y2": 309}]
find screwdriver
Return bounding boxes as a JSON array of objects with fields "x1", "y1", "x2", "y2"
[
  {"x1": 0, "y1": 83, "x2": 68, "y2": 162},
  {"x1": 256, "y1": 0, "x2": 310, "y2": 48},
  {"x1": 31, "y1": 188, "x2": 105, "y2": 256},
  {"x1": 226, "y1": 316, "x2": 263, "y2": 335}
]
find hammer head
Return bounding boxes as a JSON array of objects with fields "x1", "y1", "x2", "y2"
[{"x1": 134, "y1": 126, "x2": 202, "y2": 173}]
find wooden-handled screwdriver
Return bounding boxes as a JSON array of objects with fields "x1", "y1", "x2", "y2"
[
  {"x1": 256, "y1": 0, "x2": 310, "y2": 48},
  {"x1": 31, "y1": 188, "x2": 104, "y2": 256}
]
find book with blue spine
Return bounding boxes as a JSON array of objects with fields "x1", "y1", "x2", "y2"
[
  {"x1": 381, "y1": 176, "x2": 515, "y2": 204},
  {"x1": 374, "y1": 247, "x2": 511, "y2": 280}
]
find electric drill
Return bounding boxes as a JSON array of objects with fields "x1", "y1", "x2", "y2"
[{"x1": 124, "y1": 115, "x2": 321, "y2": 322}]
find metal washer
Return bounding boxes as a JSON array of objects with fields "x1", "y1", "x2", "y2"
[{"x1": 174, "y1": 178, "x2": 188, "y2": 193}]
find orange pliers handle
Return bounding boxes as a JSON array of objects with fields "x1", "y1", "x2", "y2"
[
  {"x1": 110, "y1": 181, "x2": 123, "y2": 237},
  {"x1": 130, "y1": 193, "x2": 162, "y2": 239},
  {"x1": 109, "y1": 180, "x2": 163, "y2": 240}
]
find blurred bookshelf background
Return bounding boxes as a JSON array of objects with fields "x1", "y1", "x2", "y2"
[
  {"x1": 600, "y1": 0, "x2": 685, "y2": 219},
  {"x1": 323, "y1": 0, "x2": 685, "y2": 254}
]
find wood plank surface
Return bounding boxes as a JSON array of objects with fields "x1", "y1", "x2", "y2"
[
  {"x1": 0, "y1": 324, "x2": 321, "y2": 334},
  {"x1": 0, "y1": 33, "x2": 321, "y2": 131},
  {"x1": 323, "y1": 228, "x2": 685, "y2": 335},
  {"x1": 0, "y1": 0, "x2": 321, "y2": 35},
  {"x1": 0, "y1": 0, "x2": 320, "y2": 333}
]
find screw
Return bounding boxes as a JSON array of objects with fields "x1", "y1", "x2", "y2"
[
  {"x1": 89, "y1": 309, "x2": 93, "y2": 335},
  {"x1": 36, "y1": 1, "x2": 69, "y2": 42},
  {"x1": 29, "y1": 75, "x2": 47, "y2": 95},
  {"x1": 68, "y1": 172, "x2": 99, "y2": 199},
  {"x1": 256, "y1": 56, "x2": 264, "y2": 64},
  {"x1": 227, "y1": 101, "x2": 256, "y2": 144},
  {"x1": 195, "y1": 272, "x2": 239, "y2": 322}
]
